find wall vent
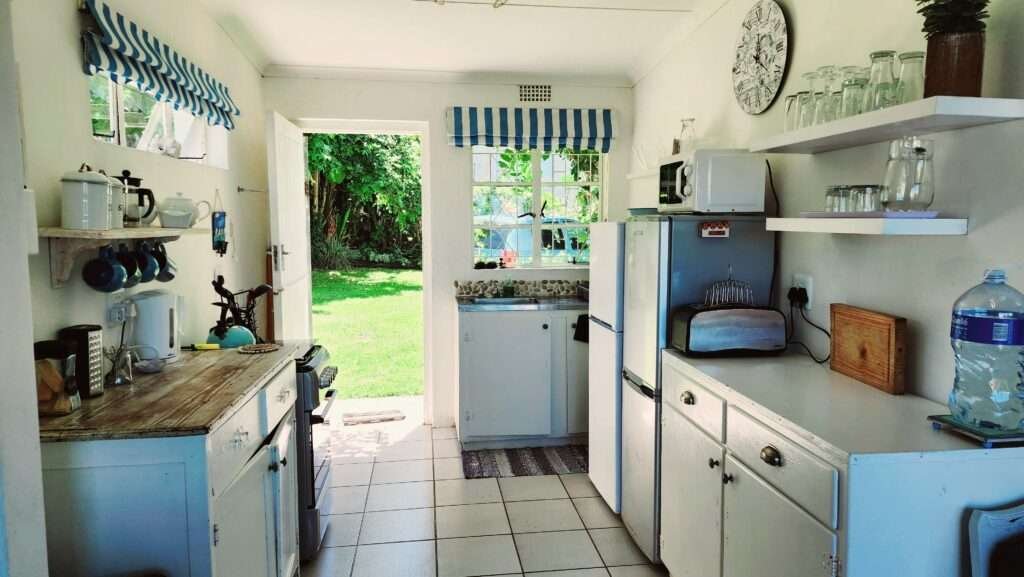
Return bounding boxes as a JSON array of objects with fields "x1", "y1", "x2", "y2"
[{"x1": 519, "y1": 84, "x2": 552, "y2": 103}]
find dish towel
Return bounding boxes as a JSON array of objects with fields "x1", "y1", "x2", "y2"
[{"x1": 573, "y1": 314, "x2": 589, "y2": 343}]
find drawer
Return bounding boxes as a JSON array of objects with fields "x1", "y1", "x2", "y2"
[
  {"x1": 663, "y1": 363, "x2": 725, "y2": 442},
  {"x1": 726, "y1": 407, "x2": 838, "y2": 529},
  {"x1": 208, "y1": 393, "x2": 263, "y2": 498},
  {"x1": 260, "y1": 361, "x2": 297, "y2": 437}
]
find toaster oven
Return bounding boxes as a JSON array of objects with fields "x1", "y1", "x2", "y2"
[{"x1": 658, "y1": 149, "x2": 767, "y2": 214}]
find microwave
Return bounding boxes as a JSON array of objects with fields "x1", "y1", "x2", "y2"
[{"x1": 658, "y1": 149, "x2": 766, "y2": 214}]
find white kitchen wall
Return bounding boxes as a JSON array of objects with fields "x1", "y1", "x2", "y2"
[
  {"x1": 263, "y1": 76, "x2": 634, "y2": 425},
  {"x1": 0, "y1": 0, "x2": 48, "y2": 573},
  {"x1": 633, "y1": 0, "x2": 1024, "y2": 403},
  {"x1": 12, "y1": 0, "x2": 269, "y2": 349}
]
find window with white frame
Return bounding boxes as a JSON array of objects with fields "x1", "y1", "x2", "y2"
[
  {"x1": 89, "y1": 72, "x2": 228, "y2": 168},
  {"x1": 472, "y1": 145, "x2": 603, "y2": 269}
]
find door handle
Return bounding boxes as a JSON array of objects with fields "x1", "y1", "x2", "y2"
[
  {"x1": 708, "y1": 458, "x2": 721, "y2": 469},
  {"x1": 722, "y1": 473, "x2": 735, "y2": 485},
  {"x1": 681, "y1": 391, "x2": 696, "y2": 405}
]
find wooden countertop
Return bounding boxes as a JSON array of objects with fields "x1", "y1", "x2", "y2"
[{"x1": 39, "y1": 344, "x2": 302, "y2": 443}]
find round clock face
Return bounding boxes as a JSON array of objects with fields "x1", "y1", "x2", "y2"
[{"x1": 732, "y1": 0, "x2": 789, "y2": 115}]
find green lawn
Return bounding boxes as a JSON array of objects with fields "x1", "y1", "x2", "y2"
[{"x1": 312, "y1": 268, "x2": 423, "y2": 399}]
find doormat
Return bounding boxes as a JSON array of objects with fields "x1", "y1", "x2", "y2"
[
  {"x1": 462, "y1": 445, "x2": 588, "y2": 479},
  {"x1": 342, "y1": 410, "x2": 406, "y2": 426}
]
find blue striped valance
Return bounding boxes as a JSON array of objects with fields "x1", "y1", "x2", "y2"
[
  {"x1": 447, "y1": 107, "x2": 616, "y2": 153},
  {"x1": 81, "y1": 0, "x2": 240, "y2": 130}
]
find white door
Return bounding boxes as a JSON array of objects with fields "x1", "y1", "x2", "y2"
[
  {"x1": 722, "y1": 456, "x2": 837, "y2": 577},
  {"x1": 588, "y1": 318, "x2": 622, "y2": 513},
  {"x1": 266, "y1": 111, "x2": 313, "y2": 341},
  {"x1": 270, "y1": 411, "x2": 299, "y2": 577},
  {"x1": 566, "y1": 315, "x2": 589, "y2": 435},
  {"x1": 589, "y1": 222, "x2": 624, "y2": 331},
  {"x1": 213, "y1": 446, "x2": 275, "y2": 577},
  {"x1": 459, "y1": 312, "x2": 552, "y2": 438},
  {"x1": 622, "y1": 219, "x2": 667, "y2": 389},
  {"x1": 620, "y1": 374, "x2": 658, "y2": 562},
  {"x1": 661, "y1": 406, "x2": 724, "y2": 577}
]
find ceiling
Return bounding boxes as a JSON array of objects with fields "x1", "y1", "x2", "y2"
[{"x1": 198, "y1": 0, "x2": 696, "y2": 85}]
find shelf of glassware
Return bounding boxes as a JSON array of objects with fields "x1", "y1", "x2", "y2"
[
  {"x1": 751, "y1": 96, "x2": 1024, "y2": 154},
  {"x1": 765, "y1": 217, "x2": 968, "y2": 236}
]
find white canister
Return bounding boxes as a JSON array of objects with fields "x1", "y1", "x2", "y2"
[
  {"x1": 108, "y1": 176, "x2": 125, "y2": 229},
  {"x1": 61, "y1": 165, "x2": 112, "y2": 230}
]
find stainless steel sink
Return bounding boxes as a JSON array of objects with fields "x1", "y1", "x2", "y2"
[{"x1": 471, "y1": 297, "x2": 540, "y2": 305}]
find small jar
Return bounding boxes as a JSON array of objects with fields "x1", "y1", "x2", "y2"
[
  {"x1": 896, "y1": 51, "x2": 926, "y2": 104},
  {"x1": 864, "y1": 50, "x2": 898, "y2": 112}
]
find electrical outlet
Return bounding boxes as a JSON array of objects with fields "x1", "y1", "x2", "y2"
[
  {"x1": 107, "y1": 295, "x2": 134, "y2": 326},
  {"x1": 792, "y1": 273, "x2": 813, "y2": 311}
]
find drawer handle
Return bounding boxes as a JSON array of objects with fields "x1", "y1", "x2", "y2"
[
  {"x1": 231, "y1": 427, "x2": 250, "y2": 450},
  {"x1": 681, "y1": 391, "x2": 696, "y2": 406},
  {"x1": 542, "y1": 324, "x2": 549, "y2": 330},
  {"x1": 277, "y1": 388, "x2": 292, "y2": 403},
  {"x1": 708, "y1": 458, "x2": 720, "y2": 470},
  {"x1": 722, "y1": 473, "x2": 735, "y2": 485},
  {"x1": 760, "y1": 445, "x2": 784, "y2": 467}
]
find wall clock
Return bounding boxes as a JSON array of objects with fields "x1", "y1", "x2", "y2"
[{"x1": 732, "y1": 0, "x2": 790, "y2": 115}]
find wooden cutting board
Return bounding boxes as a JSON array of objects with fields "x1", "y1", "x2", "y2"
[{"x1": 830, "y1": 304, "x2": 907, "y2": 395}]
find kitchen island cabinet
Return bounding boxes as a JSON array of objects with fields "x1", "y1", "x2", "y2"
[
  {"x1": 660, "y1": 350, "x2": 1024, "y2": 577},
  {"x1": 456, "y1": 297, "x2": 589, "y2": 447},
  {"x1": 38, "y1": 345, "x2": 302, "y2": 577}
]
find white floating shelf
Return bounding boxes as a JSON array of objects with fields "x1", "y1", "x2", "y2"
[
  {"x1": 766, "y1": 217, "x2": 968, "y2": 236},
  {"x1": 752, "y1": 97, "x2": 1024, "y2": 154}
]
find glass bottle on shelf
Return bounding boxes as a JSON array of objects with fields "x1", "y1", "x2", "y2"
[
  {"x1": 795, "y1": 91, "x2": 813, "y2": 130},
  {"x1": 864, "y1": 51, "x2": 898, "y2": 112},
  {"x1": 896, "y1": 51, "x2": 926, "y2": 104}
]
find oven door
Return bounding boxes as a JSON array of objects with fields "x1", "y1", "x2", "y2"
[{"x1": 658, "y1": 161, "x2": 685, "y2": 210}]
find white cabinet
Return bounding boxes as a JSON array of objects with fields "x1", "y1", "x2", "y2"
[
  {"x1": 722, "y1": 456, "x2": 837, "y2": 577},
  {"x1": 458, "y1": 308, "x2": 589, "y2": 444},
  {"x1": 460, "y1": 311, "x2": 553, "y2": 438},
  {"x1": 214, "y1": 445, "x2": 276, "y2": 577},
  {"x1": 566, "y1": 315, "x2": 589, "y2": 434},
  {"x1": 661, "y1": 405, "x2": 723, "y2": 577},
  {"x1": 270, "y1": 412, "x2": 299, "y2": 577}
]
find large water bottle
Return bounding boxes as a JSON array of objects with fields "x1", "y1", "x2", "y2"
[{"x1": 949, "y1": 269, "x2": 1024, "y2": 431}]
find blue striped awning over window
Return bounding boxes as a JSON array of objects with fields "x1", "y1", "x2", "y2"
[
  {"x1": 447, "y1": 107, "x2": 616, "y2": 153},
  {"x1": 81, "y1": 0, "x2": 240, "y2": 130}
]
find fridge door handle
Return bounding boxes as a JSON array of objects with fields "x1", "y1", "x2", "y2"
[{"x1": 622, "y1": 371, "x2": 655, "y2": 400}]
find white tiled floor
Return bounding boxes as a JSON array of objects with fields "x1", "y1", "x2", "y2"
[{"x1": 303, "y1": 399, "x2": 666, "y2": 577}]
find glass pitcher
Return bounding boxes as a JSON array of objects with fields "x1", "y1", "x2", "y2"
[{"x1": 881, "y1": 137, "x2": 935, "y2": 211}]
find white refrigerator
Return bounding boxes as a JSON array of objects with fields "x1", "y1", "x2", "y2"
[{"x1": 587, "y1": 222, "x2": 625, "y2": 514}]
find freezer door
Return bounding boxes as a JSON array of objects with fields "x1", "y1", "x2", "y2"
[
  {"x1": 589, "y1": 222, "x2": 625, "y2": 331},
  {"x1": 588, "y1": 319, "x2": 622, "y2": 513},
  {"x1": 621, "y1": 373, "x2": 660, "y2": 562},
  {"x1": 623, "y1": 219, "x2": 669, "y2": 389}
]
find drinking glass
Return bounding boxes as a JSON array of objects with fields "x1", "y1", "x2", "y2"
[
  {"x1": 896, "y1": 51, "x2": 926, "y2": 104},
  {"x1": 841, "y1": 77, "x2": 868, "y2": 118},
  {"x1": 814, "y1": 66, "x2": 839, "y2": 124},
  {"x1": 784, "y1": 95, "x2": 800, "y2": 131},
  {"x1": 797, "y1": 91, "x2": 815, "y2": 129},
  {"x1": 864, "y1": 51, "x2": 898, "y2": 112},
  {"x1": 799, "y1": 71, "x2": 820, "y2": 129}
]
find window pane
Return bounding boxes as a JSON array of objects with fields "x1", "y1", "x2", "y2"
[
  {"x1": 472, "y1": 146, "x2": 532, "y2": 184},
  {"x1": 474, "y1": 226, "x2": 533, "y2": 269},
  {"x1": 121, "y1": 84, "x2": 158, "y2": 149},
  {"x1": 543, "y1": 149, "x2": 601, "y2": 184},
  {"x1": 89, "y1": 75, "x2": 115, "y2": 142},
  {"x1": 541, "y1": 226, "x2": 590, "y2": 266},
  {"x1": 542, "y1": 185, "x2": 600, "y2": 224},
  {"x1": 473, "y1": 185, "x2": 533, "y2": 225}
]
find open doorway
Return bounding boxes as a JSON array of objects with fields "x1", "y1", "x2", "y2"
[{"x1": 304, "y1": 130, "x2": 426, "y2": 431}]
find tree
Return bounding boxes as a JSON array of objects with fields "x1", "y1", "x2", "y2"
[{"x1": 306, "y1": 134, "x2": 422, "y2": 268}]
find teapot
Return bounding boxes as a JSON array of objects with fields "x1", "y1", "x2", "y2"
[{"x1": 158, "y1": 192, "x2": 212, "y2": 229}]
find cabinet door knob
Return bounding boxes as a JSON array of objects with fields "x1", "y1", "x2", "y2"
[
  {"x1": 681, "y1": 391, "x2": 696, "y2": 405},
  {"x1": 760, "y1": 445, "x2": 783, "y2": 467},
  {"x1": 542, "y1": 324, "x2": 549, "y2": 330},
  {"x1": 722, "y1": 473, "x2": 735, "y2": 485},
  {"x1": 280, "y1": 457, "x2": 288, "y2": 467},
  {"x1": 708, "y1": 458, "x2": 721, "y2": 469}
]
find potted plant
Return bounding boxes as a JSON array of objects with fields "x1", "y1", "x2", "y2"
[{"x1": 916, "y1": 0, "x2": 990, "y2": 97}]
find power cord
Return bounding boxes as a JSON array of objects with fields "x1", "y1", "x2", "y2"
[{"x1": 786, "y1": 287, "x2": 831, "y2": 364}]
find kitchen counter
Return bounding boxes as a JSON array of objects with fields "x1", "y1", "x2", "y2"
[
  {"x1": 39, "y1": 343, "x2": 302, "y2": 443},
  {"x1": 457, "y1": 295, "x2": 589, "y2": 312},
  {"x1": 663, "y1": 349, "x2": 976, "y2": 459}
]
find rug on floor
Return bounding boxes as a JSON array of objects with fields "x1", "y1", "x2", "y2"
[{"x1": 462, "y1": 445, "x2": 588, "y2": 478}]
